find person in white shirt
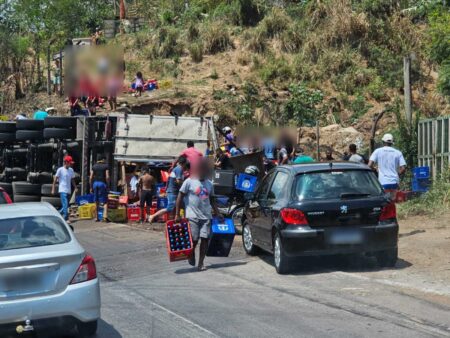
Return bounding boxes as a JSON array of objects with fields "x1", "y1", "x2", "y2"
[
  {"x1": 368, "y1": 133, "x2": 406, "y2": 194},
  {"x1": 52, "y1": 155, "x2": 77, "y2": 223},
  {"x1": 348, "y1": 144, "x2": 365, "y2": 164}
]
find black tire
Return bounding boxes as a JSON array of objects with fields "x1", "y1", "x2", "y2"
[
  {"x1": 41, "y1": 196, "x2": 62, "y2": 208},
  {"x1": 37, "y1": 142, "x2": 56, "y2": 151},
  {"x1": 13, "y1": 194, "x2": 41, "y2": 203},
  {"x1": 0, "y1": 182, "x2": 13, "y2": 195},
  {"x1": 0, "y1": 132, "x2": 15, "y2": 142},
  {"x1": 16, "y1": 130, "x2": 44, "y2": 141},
  {"x1": 242, "y1": 222, "x2": 259, "y2": 256},
  {"x1": 12, "y1": 182, "x2": 41, "y2": 195},
  {"x1": 44, "y1": 128, "x2": 76, "y2": 140},
  {"x1": 38, "y1": 171, "x2": 53, "y2": 184},
  {"x1": 375, "y1": 248, "x2": 398, "y2": 268},
  {"x1": 44, "y1": 117, "x2": 77, "y2": 129},
  {"x1": 231, "y1": 205, "x2": 244, "y2": 235},
  {"x1": 77, "y1": 320, "x2": 98, "y2": 337},
  {"x1": 0, "y1": 122, "x2": 16, "y2": 132},
  {"x1": 4, "y1": 167, "x2": 27, "y2": 181},
  {"x1": 41, "y1": 183, "x2": 58, "y2": 196},
  {"x1": 13, "y1": 148, "x2": 28, "y2": 156},
  {"x1": 274, "y1": 232, "x2": 290, "y2": 274},
  {"x1": 16, "y1": 119, "x2": 44, "y2": 130},
  {"x1": 94, "y1": 140, "x2": 113, "y2": 150}
]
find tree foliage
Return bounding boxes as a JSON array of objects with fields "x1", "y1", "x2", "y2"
[{"x1": 282, "y1": 84, "x2": 324, "y2": 127}]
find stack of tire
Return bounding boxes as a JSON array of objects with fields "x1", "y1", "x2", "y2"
[
  {"x1": 16, "y1": 120, "x2": 44, "y2": 142},
  {"x1": 12, "y1": 181, "x2": 41, "y2": 203},
  {"x1": 44, "y1": 117, "x2": 77, "y2": 140},
  {"x1": 3, "y1": 148, "x2": 28, "y2": 182},
  {"x1": 0, "y1": 122, "x2": 16, "y2": 143},
  {"x1": 41, "y1": 183, "x2": 61, "y2": 208}
]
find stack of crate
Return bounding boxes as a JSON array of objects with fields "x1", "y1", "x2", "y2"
[{"x1": 412, "y1": 167, "x2": 430, "y2": 193}]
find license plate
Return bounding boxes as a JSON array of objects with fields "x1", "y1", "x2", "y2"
[
  {"x1": 2, "y1": 274, "x2": 41, "y2": 292},
  {"x1": 329, "y1": 230, "x2": 363, "y2": 245}
]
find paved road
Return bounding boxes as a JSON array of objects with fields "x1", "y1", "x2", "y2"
[{"x1": 74, "y1": 221, "x2": 450, "y2": 338}]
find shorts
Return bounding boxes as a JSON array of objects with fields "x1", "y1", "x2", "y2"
[
  {"x1": 140, "y1": 189, "x2": 154, "y2": 208},
  {"x1": 189, "y1": 219, "x2": 210, "y2": 241},
  {"x1": 166, "y1": 193, "x2": 177, "y2": 212},
  {"x1": 93, "y1": 181, "x2": 107, "y2": 203}
]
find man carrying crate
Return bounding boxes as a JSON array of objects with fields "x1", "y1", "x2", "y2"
[{"x1": 175, "y1": 158, "x2": 223, "y2": 271}]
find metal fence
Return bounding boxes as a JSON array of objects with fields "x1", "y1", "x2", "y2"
[{"x1": 418, "y1": 116, "x2": 450, "y2": 178}]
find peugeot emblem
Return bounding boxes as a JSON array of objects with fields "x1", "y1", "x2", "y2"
[{"x1": 340, "y1": 205, "x2": 348, "y2": 214}]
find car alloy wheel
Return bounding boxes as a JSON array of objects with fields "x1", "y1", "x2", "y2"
[
  {"x1": 273, "y1": 232, "x2": 290, "y2": 274},
  {"x1": 242, "y1": 223, "x2": 258, "y2": 255}
]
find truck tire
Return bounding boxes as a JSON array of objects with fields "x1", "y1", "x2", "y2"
[
  {"x1": 4, "y1": 167, "x2": 27, "y2": 181},
  {"x1": 41, "y1": 183, "x2": 58, "y2": 196},
  {"x1": 0, "y1": 122, "x2": 16, "y2": 132},
  {"x1": 16, "y1": 130, "x2": 44, "y2": 141},
  {"x1": 43, "y1": 128, "x2": 76, "y2": 140},
  {"x1": 38, "y1": 171, "x2": 53, "y2": 184},
  {"x1": 41, "y1": 196, "x2": 62, "y2": 208},
  {"x1": 0, "y1": 132, "x2": 15, "y2": 142},
  {"x1": 13, "y1": 194, "x2": 41, "y2": 203},
  {"x1": 44, "y1": 117, "x2": 77, "y2": 129},
  {"x1": 12, "y1": 182, "x2": 41, "y2": 195},
  {"x1": 0, "y1": 182, "x2": 13, "y2": 195},
  {"x1": 37, "y1": 142, "x2": 56, "y2": 151},
  {"x1": 94, "y1": 140, "x2": 113, "y2": 150},
  {"x1": 16, "y1": 120, "x2": 44, "y2": 130}
]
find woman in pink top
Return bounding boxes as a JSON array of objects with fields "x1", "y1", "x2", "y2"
[{"x1": 180, "y1": 141, "x2": 203, "y2": 174}]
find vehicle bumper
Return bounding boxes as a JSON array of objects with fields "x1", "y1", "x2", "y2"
[
  {"x1": 0, "y1": 278, "x2": 100, "y2": 326},
  {"x1": 281, "y1": 223, "x2": 398, "y2": 257}
]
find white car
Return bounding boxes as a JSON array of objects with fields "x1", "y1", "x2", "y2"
[{"x1": 0, "y1": 202, "x2": 101, "y2": 337}]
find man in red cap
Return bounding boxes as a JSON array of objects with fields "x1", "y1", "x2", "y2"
[{"x1": 52, "y1": 155, "x2": 77, "y2": 223}]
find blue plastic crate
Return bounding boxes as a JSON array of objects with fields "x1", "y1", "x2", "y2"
[
  {"x1": 157, "y1": 197, "x2": 168, "y2": 209},
  {"x1": 412, "y1": 166, "x2": 430, "y2": 179},
  {"x1": 412, "y1": 179, "x2": 430, "y2": 192},
  {"x1": 235, "y1": 173, "x2": 258, "y2": 193},
  {"x1": 211, "y1": 217, "x2": 235, "y2": 235},
  {"x1": 76, "y1": 194, "x2": 95, "y2": 206}
]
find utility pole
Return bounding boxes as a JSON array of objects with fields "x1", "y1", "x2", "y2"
[
  {"x1": 316, "y1": 120, "x2": 320, "y2": 161},
  {"x1": 403, "y1": 55, "x2": 412, "y2": 127}
]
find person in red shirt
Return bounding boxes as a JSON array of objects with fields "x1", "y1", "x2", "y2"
[{"x1": 180, "y1": 141, "x2": 203, "y2": 174}]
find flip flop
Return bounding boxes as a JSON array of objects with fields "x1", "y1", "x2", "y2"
[{"x1": 198, "y1": 265, "x2": 207, "y2": 272}]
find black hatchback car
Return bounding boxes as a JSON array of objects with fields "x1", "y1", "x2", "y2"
[{"x1": 242, "y1": 163, "x2": 398, "y2": 274}]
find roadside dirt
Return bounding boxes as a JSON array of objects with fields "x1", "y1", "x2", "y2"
[{"x1": 354, "y1": 213, "x2": 450, "y2": 305}]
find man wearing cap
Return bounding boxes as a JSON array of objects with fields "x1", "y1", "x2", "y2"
[
  {"x1": 52, "y1": 156, "x2": 77, "y2": 223},
  {"x1": 368, "y1": 133, "x2": 406, "y2": 196}
]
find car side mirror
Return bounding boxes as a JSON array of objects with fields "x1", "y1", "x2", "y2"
[{"x1": 244, "y1": 192, "x2": 255, "y2": 201}]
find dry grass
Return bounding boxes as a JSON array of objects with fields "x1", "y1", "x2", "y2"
[
  {"x1": 261, "y1": 7, "x2": 291, "y2": 38},
  {"x1": 202, "y1": 22, "x2": 234, "y2": 54},
  {"x1": 245, "y1": 27, "x2": 267, "y2": 54}
]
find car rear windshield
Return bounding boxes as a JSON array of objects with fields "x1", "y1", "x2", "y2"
[
  {"x1": 294, "y1": 170, "x2": 383, "y2": 201},
  {"x1": 0, "y1": 216, "x2": 71, "y2": 251}
]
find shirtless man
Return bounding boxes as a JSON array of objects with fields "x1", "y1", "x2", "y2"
[{"x1": 139, "y1": 168, "x2": 155, "y2": 223}]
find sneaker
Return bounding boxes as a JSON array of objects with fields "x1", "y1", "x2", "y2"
[{"x1": 198, "y1": 265, "x2": 207, "y2": 272}]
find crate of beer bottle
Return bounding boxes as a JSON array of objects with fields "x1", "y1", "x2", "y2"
[{"x1": 165, "y1": 219, "x2": 193, "y2": 262}]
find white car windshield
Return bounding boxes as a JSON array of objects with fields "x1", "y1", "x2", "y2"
[{"x1": 0, "y1": 216, "x2": 70, "y2": 251}]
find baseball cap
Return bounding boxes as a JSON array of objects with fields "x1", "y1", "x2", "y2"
[
  {"x1": 382, "y1": 133, "x2": 394, "y2": 143},
  {"x1": 63, "y1": 155, "x2": 74, "y2": 164}
]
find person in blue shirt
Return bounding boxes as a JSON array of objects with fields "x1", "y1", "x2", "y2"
[
  {"x1": 263, "y1": 137, "x2": 276, "y2": 160},
  {"x1": 293, "y1": 147, "x2": 314, "y2": 164}
]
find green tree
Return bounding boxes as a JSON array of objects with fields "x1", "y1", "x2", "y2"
[{"x1": 282, "y1": 83, "x2": 324, "y2": 127}]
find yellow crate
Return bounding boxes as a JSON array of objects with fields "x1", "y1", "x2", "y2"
[
  {"x1": 79, "y1": 203, "x2": 96, "y2": 219},
  {"x1": 108, "y1": 206, "x2": 127, "y2": 223}
]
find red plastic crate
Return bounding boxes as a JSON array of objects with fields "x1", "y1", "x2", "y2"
[
  {"x1": 127, "y1": 206, "x2": 141, "y2": 222},
  {"x1": 395, "y1": 190, "x2": 410, "y2": 203},
  {"x1": 165, "y1": 219, "x2": 193, "y2": 262}
]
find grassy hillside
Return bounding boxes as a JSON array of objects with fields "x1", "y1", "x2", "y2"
[{"x1": 117, "y1": 0, "x2": 449, "y2": 132}]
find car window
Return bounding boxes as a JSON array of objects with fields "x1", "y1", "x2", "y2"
[
  {"x1": 294, "y1": 170, "x2": 383, "y2": 200},
  {"x1": 0, "y1": 216, "x2": 71, "y2": 251},
  {"x1": 256, "y1": 172, "x2": 275, "y2": 200},
  {"x1": 268, "y1": 172, "x2": 289, "y2": 200},
  {"x1": 0, "y1": 193, "x2": 7, "y2": 204}
]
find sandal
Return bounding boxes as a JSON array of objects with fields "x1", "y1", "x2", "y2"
[{"x1": 198, "y1": 265, "x2": 207, "y2": 272}]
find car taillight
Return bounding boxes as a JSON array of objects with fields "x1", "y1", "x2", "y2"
[
  {"x1": 280, "y1": 208, "x2": 308, "y2": 225},
  {"x1": 379, "y1": 203, "x2": 396, "y2": 221},
  {"x1": 70, "y1": 254, "x2": 97, "y2": 284}
]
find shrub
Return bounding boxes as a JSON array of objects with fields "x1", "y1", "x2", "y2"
[
  {"x1": 202, "y1": 22, "x2": 233, "y2": 54},
  {"x1": 280, "y1": 23, "x2": 303, "y2": 53},
  {"x1": 210, "y1": 69, "x2": 219, "y2": 80},
  {"x1": 261, "y1": 7, "x2": 291, "y2": 38},
  {"x1": 349, "y1": 95, "x2": 372, "y2": 123},
  {"x1": 437, "y1": 61, "x2": 450, "y2": 98},
  {"x1": 282, "y1": 83, "x2": 324, "y2": 127},
  {"x1": 259, "y1": 56, "x2": 292, "y2": 83},
  {"x1": 428, "y1": 10, "x2": 450, "y2": 64},
  {"x1": 246, "y1": 27, "x2": 267, "y2": 53},
  {"x1": 366, "y1": 75, "x2": 388, "y2": 101},
  {"x1": 187, "y1": 23, "x2": 200, "y2": 42},
  {"x1": 189, "y1": 41, "x2": 203, "y2": 63}
]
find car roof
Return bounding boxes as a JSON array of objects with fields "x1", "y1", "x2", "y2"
[
  {"x1": 278, "y1": 162, "x2": 370, "y2": 174},
  {"x1": 0, "y1": 202, "x2": 60, "y2": 220}
]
